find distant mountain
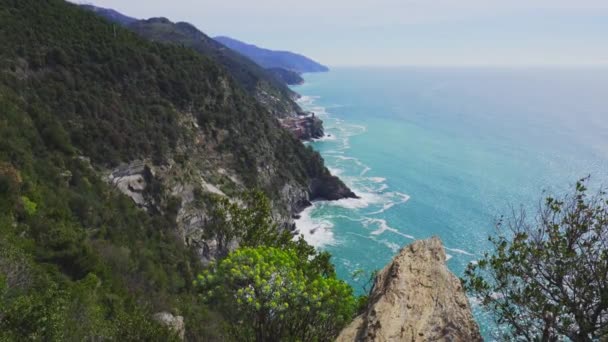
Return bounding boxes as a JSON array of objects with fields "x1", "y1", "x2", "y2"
[
  {"x1": 215, "y1": 36, "x2": 329, "y2": 73},
  {"x1": 79, "y1": 4, "x2": 137, "y2": 26},
  {"x1": 267, "y1": 67, "x2": 304, "y2": 85}
]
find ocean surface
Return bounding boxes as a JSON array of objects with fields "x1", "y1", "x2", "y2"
[{"x1": 292, "y1": 66, "x2": 608, "y2": 339}]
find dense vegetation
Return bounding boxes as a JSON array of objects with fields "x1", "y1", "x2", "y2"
[
  {"x1": 0, "y1": 89, "x2": 201, "y2": 340},
  {"x1": 464, "y1": 179, "x2": 608, "y2": 341},
  {"x1": 0, "y1": 0, "x2": 343, "y2": 201},
  {"x1": 197, "y1": 247, "x2": 357, "y2": 341},
  {"x1": 85, "y1": 10, "x2": 304, "y2": 118},
  {"x1": 0, "y1": 0, "x2": 357, "y2": 340},
  {"x1": 196, "y1": 192, "x2": 360, "y2": 341}
]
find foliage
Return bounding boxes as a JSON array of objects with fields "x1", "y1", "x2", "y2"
[
  {"x1": 0, "y1": 1, "x2": 354, "y2": 340},
  {"x1": 202, "y1": 191, "x2": 283, "y2": 255},
  {"x1": 196, "y1": 247, "x2": 358, "y2": 341},
  {"x1": 463, "y1": 178, "x2": 608, "y2": 341}
]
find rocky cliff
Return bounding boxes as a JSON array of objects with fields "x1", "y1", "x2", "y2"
[{"x1": 338, "y1": 237, "x2": 482, "y2": 342}]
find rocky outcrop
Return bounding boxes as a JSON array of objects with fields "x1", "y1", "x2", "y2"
[
  {"x1": 107, "y1": 161, "x2": 154, "y2": 209},
  {"x1": 338, "y1": 237, "x2": 482, "y2": 342},
  {"x1": 280, "y1": 114, "x2": 324, "y2": 140},
  {"x1": 153, "y1": 312, "x2": 185, "y2": 340},
  {"x1": 310, "y1": 174, "x2": 358, "y2": 201}
]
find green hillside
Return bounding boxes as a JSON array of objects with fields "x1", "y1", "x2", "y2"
[{"x1": 0, "y1": 0, "x2": 355, "y2": 340}]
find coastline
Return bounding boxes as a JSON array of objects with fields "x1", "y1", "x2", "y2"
[{"x1": 291, "y1": 93, "x2": 413, "y2": 249}]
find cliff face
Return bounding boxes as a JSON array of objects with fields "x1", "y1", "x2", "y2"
[{"x1": 338, "y1": 237, "x2": 482, "y2": 342}]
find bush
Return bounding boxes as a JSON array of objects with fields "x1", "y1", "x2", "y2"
[{"x1": 196, "y1": 246, "x2": 358, "y2": 341}]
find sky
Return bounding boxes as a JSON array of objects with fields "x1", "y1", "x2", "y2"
[{"x1": 75, "y1": 0, "x2": 608, "y2": 67}]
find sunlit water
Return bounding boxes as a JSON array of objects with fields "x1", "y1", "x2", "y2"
[{"x1": 293, "y1": 67, "x2": 608, "y2": 339}]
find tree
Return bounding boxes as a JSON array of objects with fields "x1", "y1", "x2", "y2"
[
  {"x1": 464, "y1": 178, "x2": 608, "y2": 341},
  {"x1": 196, "y1": 246, "x2": 358, "y2": 341},
  {"x1": 203, "y1": 191, "x2": 292, "y2": 254}
]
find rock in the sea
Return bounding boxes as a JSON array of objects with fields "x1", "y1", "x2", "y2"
[
  {"x1": 153, "y1": 312, "x2": 185, "y2": 340},
  {"x1": 309, "y1": 174, "x2": 358, "y2": 201},
  {"x1": 337, "y1": 237, "x2": 482, "y2": 342}
]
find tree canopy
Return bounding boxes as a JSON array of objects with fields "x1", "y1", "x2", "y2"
[
  {"x1": 464, "y1": 179, "x2": 608, "y2": 341},
  {"x1": 196, "y1": 246, "x2": 358, "y2": 341}
]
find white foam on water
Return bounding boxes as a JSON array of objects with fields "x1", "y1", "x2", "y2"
[
  {"x1": 375, "y1": 184, "x2": 389, "y2": 192},
  {"x1": 294, "y1": 205, "x2": 337, "y2": 248},
  {"x1": 313, "y1": 134, "x2": 338, "y2": 142},
  {"x1": 379, "y1": 239, "x2": 401, "y2": 253},
  {"x1": 366, "y1": 192, "x2": 410, "y2": 215},
  {"x1": 366, "y1": 202, "x2": 395, "y2": 215},
  {"x1": 363, "y1": 218, "x2": 415, "y2": 240},
  {"x1": 446, "y1": 254, "x2": 453, "y2": 261},
  {"x1": 345, "y1": 232, "x2": 402, "y2": 253},
  {"x1": 368, "y1": 177, "x2": 386, "y2": 183},
  {"x1": 327, "y1": 167, "x2": 343, "y2": 176},
  {"x1": 444, "y1": 247, "x2": 476, "y2": 256},
  {"x1": 328, "y1": 188, "x2": 384, "y2": 209}
]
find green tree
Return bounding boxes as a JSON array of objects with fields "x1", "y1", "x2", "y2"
[
  {"x1": 196, "y1": 246, "x2": 358, "y2": 341},
  {"x1": 463, "y1": 178, "x2": 608, "y2": 341}
]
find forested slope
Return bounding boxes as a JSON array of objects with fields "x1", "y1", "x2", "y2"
[{"x1": 0, "y1": 0, "x2": 353, "y2": 339}]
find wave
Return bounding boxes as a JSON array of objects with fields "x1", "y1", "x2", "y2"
[
  {"x1": 345, "y1": 232, "x2": 401, "y2": 253},
  {"x1": 363, "y1": 218, "x2": 415, "y2": 240},
  {"x1": 312, "y1": 134, "x2": 338, "y2": 142},
  {"x1": 444, "y1": 247, "x2": 476, "y2": 256},
  {"x1": 294, "y1": 206, "x2": 337, "y2": 248}
]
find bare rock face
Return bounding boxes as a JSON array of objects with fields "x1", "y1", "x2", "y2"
[
  {"x1": 338, "y1": 237, "x2": 482, "y2": 342},
  {"x1": 108, "y1": 161, "x2": 153, "y2": 208},
  {"x1": 153, "y1": 312, "x2": 185, "y2": 340}
]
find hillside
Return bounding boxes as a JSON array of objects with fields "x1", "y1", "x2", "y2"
[
  {"x1": 80, "y1": 4, "x2": 138, "y2": 25},
  {"x1": 215, "y1": 36, "x2": 329, "y2": 73},
  {"x1": 81, "y1": 5, "x2": 305, "y2": 118},
  {"x1": 0, "y1": 0, "x2": 353, "y2": 339},
  {"x1": 127, "y1": 18, "x2": 303, "y2": 118},
  {"x1": 267, "y1": 67, "x2": 305, "y2": 85}
]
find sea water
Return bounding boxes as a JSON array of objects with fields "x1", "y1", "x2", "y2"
[{"x1": 292, "y1": 67, "x2": 608, "y2": 339}]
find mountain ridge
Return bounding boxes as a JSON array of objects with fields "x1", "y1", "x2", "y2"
[
  {"x1": 80, "y1": 5, "x2": 306, "y2": 119},
  {"x1": 215, "y1": 36, "x2": 330, "y2": 73}
]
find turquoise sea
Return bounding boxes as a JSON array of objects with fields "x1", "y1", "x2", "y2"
[{"x1": 292, "y1": 67, "x2": 608, "y2": 338}]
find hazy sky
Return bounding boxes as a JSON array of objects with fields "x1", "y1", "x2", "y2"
[{"x1": 76, "y1": 0, "x2": 608, "y2": 66}]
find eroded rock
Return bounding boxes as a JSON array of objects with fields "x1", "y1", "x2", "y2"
[{"x1": 338, "y1": 237, "x2": 482, "y2": 342}]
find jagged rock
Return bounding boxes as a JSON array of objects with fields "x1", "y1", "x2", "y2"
[
  {"x1": 309, "y1": 175, "x2": 358, "y2": 201},
  {"x1": 108, "y1": 161, "x2": 153, "y2": 208},
  {"x1": 153, "y1": 312, "x2": 185, "y2": 340},
  {"x1": 338, "y1": 237, "x2": 482, "y2": 342}
]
